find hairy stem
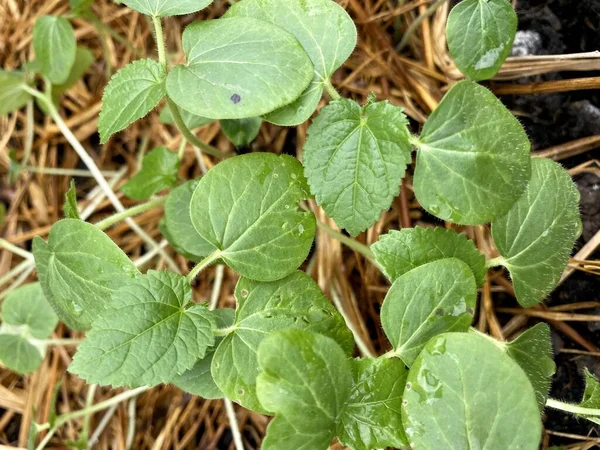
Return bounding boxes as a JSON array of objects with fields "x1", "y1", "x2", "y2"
[
  {"x1": 186, "y1": 251, "x2": 223, "y2": 284},
  {"x1": 546, "y1": 398, "x2": 600, "y2": 417},
  {"x1": 95, "y1": 196, "x2": 167, "y2": 230},
  {"x1": 166, "y1": 97, "x2": 229, "y2": 159},
  {"x1": 316, "y1": 221, "x2": 375, "y2": 262},
  {"x1": 151, "y1": 16, "x2": 167, "y2": 66},
  {"x1": 323, "y1": 78, "x2": 342, "y2": 101}
]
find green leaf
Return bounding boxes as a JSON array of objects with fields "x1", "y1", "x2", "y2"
[
  {"x1": 166, "y1": 18, "x2": 313, "y2": 120},
  {"x1": 121, "y1": 147, "x2": 179, "y2": 201},
  {"x1": 371, "y1": 226, "x2": 486, "y2": 287},
  {"x1": 257, "y1": 329, "x2": 352, "y2": 450},
  {"x1": 225, "y1": 0, "x2": 356, "y2": 126},
  {"x1": 501, "y1": 323, "x2": 555, "y2": 411},
  {"x1": 99, "y1": 59, "x2": 166, "y2": 144},
  {"x1": 220, "y1": 118, "x2": 262, "y2": 147},
  {"x1": 171, "y1": 308, "x2": 234, "y2": 399},
  {"x1": 303, "y1": 97, "x2": 412, "y2": 236},
  {"x1": 0, "y1": 283, "x2": 58, "y2": 374},
  {"x1": 32, "y1": 219, "x2": 140, "y2": 330},
  {"x1": 33, "y1": 16, "x2": 77, "y2": 85},
  {"x1": 491, "y1": 158, "x2": 582, "y2": 307},
  {"x1": 161, "y1": 180, "x2": 213, "y2": 262},
  {"x1": 447, "y1": 0, "x2": 517, "y2": 81},
  {"x1": 338, "y1": 357, "x2": 409, "y2": 450},
  {"x1": 579, "y1": 369, "x2": 600, "y2": 425},
  {"x1": 0, "y1": 71, "x2": 31, "y2": 115},
  {"x1": 211, "y1": 272, "x2": 353, "y2": 413},
  {"x1": 159, "y1": 105, "x2": 213, "y2": 129},
  {"x1": 381, "y1": 258, "x2": 476, "y2": 366},
  {"x1": 63, "y1": 180, "x2": 81, "y2": 219},
  {"x1": 53, "y1": 46, "x2": 94, "y2": 95},
  {"x1": 69, "y1": 270, "x2": 216, "y2": 387},
  {"x1": 402, "y1": 332, "x2": 542, "y2": 450},
  {"x1": 121, "y1": 0, "x2": 212, "y2": 17},
  {"x1": 414, "y1": 80, "x2": 531, "y2": 224},
  {"x1": 189, "y1": 153, "x2": 316, "y2": 282}
]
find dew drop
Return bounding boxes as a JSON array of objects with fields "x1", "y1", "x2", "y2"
[
  {"x1": 297, "y1": 224, "x2": 305, "y2": 235},
  {"x1": 429, "y1": 204, "x2": 440, "y2": 215},
  {"x1": 237, "y1": 388, "x2": 245, "y2": 396},
  {"x1": 71, "y1": 300, "x2": 84, "y2": 316},
  {"x1": 406, "y1": 382, "x2": 412, "y2": 391},
  {"x1": 240, "y1": 289, "x2": 249, "y2": 298}
]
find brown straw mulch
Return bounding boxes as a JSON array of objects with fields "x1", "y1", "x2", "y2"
[{"x1": 1, "y1": 0, "x2": 600, "y2": 449}]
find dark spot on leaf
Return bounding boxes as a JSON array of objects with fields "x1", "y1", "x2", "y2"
[
  {"x1": 230, "y1": 94, "x2": 241, "y2": 104},
  {"x1": 467, "y1": 307, "x2": 475, "y2": 315},
  {"x1": 435, "y1": 308, "x2": 444, "y2": 316}
]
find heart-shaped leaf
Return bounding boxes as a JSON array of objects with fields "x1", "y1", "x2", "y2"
[
  {"x1": 413, "y1": 81, "x2": 531, "y2": 224},
  {"x1": 33, "y1": 219, "x2": 140, "y2": 330},
  {"x1": 33, "y1": 16, "x2": 77, "y2": 84},
  {"x1": 402, "y1": 332, "x2": 542, "y2": 450},
  {"x1": 189, "y1": 153, "x2": 316, "y2": 282},
  {"x1": 99, "y1": 59, "x2": 166, "y2": 143},
  {"x1": 447, "y1": 0, "x2": 517, "y2": 81},
  {"x1": 491, "y1": 158, "x2": 581, "y2": 307},
  {"x1": 0, "y1": 71, "x2": 32, "y2": 115},
  {"x1": 166, "y1": 18, "x2": 313, "y2": 120},
  {"x1": 226, "y1": 0, "x2": 357, "y2": 125},
  {"x1": 381, "y1": 258, "x2": 476, "y2": 366},
  {"x1": 303, "y1": 97, "x2": 412, "y2": 235},
  {"x1": 69, "y1": 271, "x2": 216, "y2": 387}
]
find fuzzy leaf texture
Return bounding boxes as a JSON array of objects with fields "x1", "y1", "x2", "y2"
[
  {"x1": 413, "y1": 80, "x2": 531, "y2": 224},
  {"x1": 501, "y1": 323, "x2": 555, "y2": 411},
  {"x1": 211, "y1": 272, "x2": 354, "y2": 412},
  {"x1": 69, "y1": 271, "x2": 216, "y2": 388},
  {"x1": 121, "y1": 147, "x2": 180, "y2": 201},
  {"x1": 0, "y1": 71, "x2": 31, "y2": 115},
  {"x1": 447, "y1": 0, "x2": 517, "y2": 81},
  {"x1": 225, "y1": 0, "x2": 357, "y2": 125},
  {"x1": 304, "y1": 97, "x2": 412, "y2": 235},
  {"x1": 166, "y1": 18, "x2": 313, "y2": 119},
  {"x1": 0, "y1": 283, "x2": 58, "y2": 374},
  {"x1": 63, "y1": 180, "x2": 81, "y2": 219},
  {"x1": 491, "y1": 158, "x2": 582, "y2": 307},
  {"x1": 257, "y1": 329, "x2": 352, "y2": 450},
  {"x1": 33, "y1": 16, "x2": 77, "y2": 84},
  {"x1": 220, "y1": 118, "x2": 262, "y2": 147},
  {"x1": 402, "y1": 333, "x2": 542, "y2": 450},
  {"x1": 99, "y1": 59, "x2": 166, "y2": 143},
  {"x1": 121, "y1": 0, "x2": 212, "y2": 17},
  {"x1": 159, "y1": 105, "x2": 213, "y2": 129},
  {"x1": 381, "y1": 258, "x2": 477, "y2": 366},
  {"x1": 171, "y1": 308, "x2": 235, "y2": 399},
  {"x1": 32, "y1": 219, "x2": 140, "y2": 330},
  {"x1": 189, "y1": 153, "x2": 316, "y2": 281},
  {"x1": 338, "y1": 358, "x2": 409, "y2": 450},
  {"x1": 371, "y1": 226, "x2": 486, "y2": 287},
  {"x1": 161, "y1": 180, "x2": 213, "y2": 262}
]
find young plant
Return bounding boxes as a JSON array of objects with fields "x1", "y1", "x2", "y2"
[{"x1": 1, "y1": 0, "x2": 598, "y2": 449}]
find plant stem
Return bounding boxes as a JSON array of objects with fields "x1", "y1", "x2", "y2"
[
  {"x1": 331, "y1": 287, "x2": 375, "y2": 358},
  {"x1": 22, "y1": 86, "x2": 180, "y2": 273},
  {"x1": 546, "y1": 398, "x2": 600, "y2": 416},
  {"x1": 21, "y1": 100, "x2": 34, "y2": 166},
  {"x1": 81, "y1": 384, "x2": 97, "y2": 446},
  {"x1": 323, "y1": 78, "x2": 342, "y2": 101},
  {"x1": 95, "y1": 196, "x2": 167, "y2": 230},
  {"x1": 23, "y1": 166, "x2": 119, "y2": 177},
  {"x1": 316, "y1": 221, "x2": 375, "y2": 262},
  {"x1": 166, "y1": 97, "x2": 229, "y2": 159},
  {"x1": 151, "y1": 16, "x2": 166, "y2": 66},
  {"x1": 186, "y1": 251, "x2": 222, "y2": 284}
]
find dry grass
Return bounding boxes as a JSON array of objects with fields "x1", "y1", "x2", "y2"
[{"x1": 1, "y1": 0, "x2": 599, "y2": 449}]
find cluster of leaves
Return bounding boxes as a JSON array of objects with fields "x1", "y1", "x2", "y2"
[{"x1": 0, "y1": 0, "x2": 596, "y2": 449}]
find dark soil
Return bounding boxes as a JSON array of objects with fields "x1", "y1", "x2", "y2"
[{"x1": 504, "y1": 0, "x2": 600, "y2": 446}]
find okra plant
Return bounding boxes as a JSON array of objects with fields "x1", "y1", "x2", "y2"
[{"x1": 2, "y1": 0, "x2": 599, "y2": 448}]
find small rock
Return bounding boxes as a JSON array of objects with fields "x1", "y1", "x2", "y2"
[{"x1": 511, "y1": 30, "x2": 543, "y2": 57}]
